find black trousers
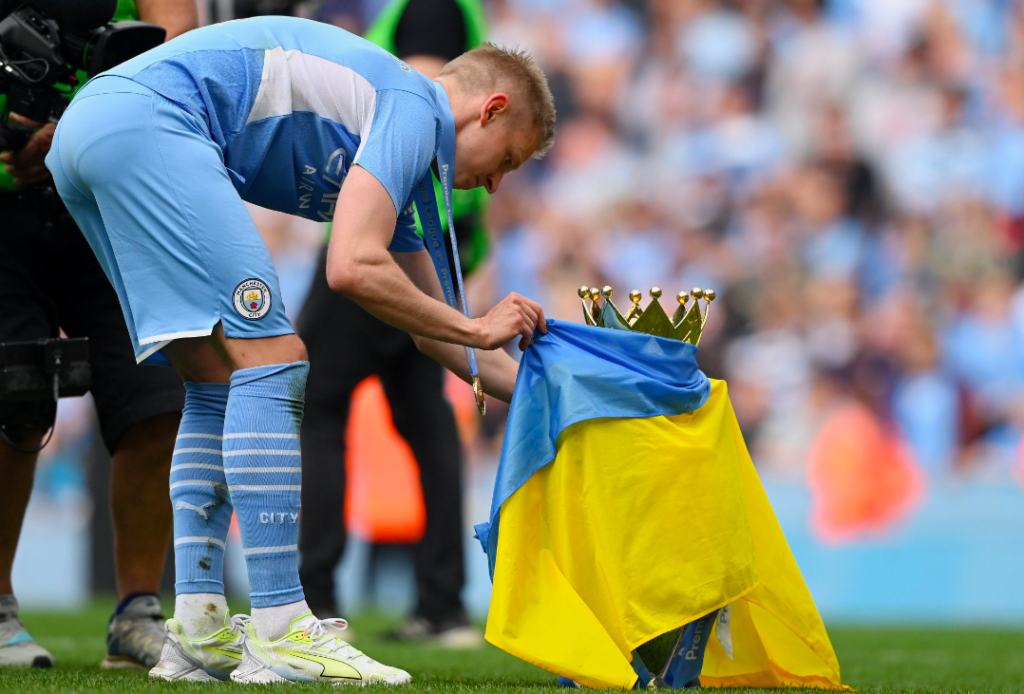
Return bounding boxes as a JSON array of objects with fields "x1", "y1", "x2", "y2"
[
  {"x1": 297, "y1": 246, "x2": 465, "y2": 621},
  {"x1": 0, "y1": 189, "x2": 184, "y2": 452}
]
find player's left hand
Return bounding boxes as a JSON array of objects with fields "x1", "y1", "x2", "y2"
[{"x1": 0, "y1": 113, "x2": 56, "y2": 186}]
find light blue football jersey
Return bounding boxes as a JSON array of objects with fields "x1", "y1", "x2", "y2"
[{"x1": 100, "y1": 16, "x2": 442, "y2": 251}]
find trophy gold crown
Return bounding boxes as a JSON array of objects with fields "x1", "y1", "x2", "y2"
[{"x1": 576, "y1": 285, "x2": 716, "y2": 345}]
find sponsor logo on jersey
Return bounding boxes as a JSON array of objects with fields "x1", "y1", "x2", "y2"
[
  {"x1": 233, "y1": 278, "x2": 272, "y2": 320},
  {"x1": 298, "y1": 148, "x2": 349, "y2": 221}
]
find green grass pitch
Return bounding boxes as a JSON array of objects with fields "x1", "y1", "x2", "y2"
[{"x1": 5, "y1": 602, "x2": 1024, "y2": 693}]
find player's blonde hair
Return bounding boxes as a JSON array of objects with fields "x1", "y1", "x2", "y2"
[{"x1": 439, "y1": 44, "x2": 556, "y2": 158}]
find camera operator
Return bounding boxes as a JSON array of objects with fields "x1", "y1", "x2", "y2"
[{"x1": 0, "y1": 0, "x2": 197, "y2": 670}]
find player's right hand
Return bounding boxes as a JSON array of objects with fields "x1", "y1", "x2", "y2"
[{"x1": 474, "y1": 292, "x2": 547, "y2": 351}]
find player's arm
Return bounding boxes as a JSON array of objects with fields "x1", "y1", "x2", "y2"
[
  {"x1": 392, "y1": 248, "x2": 520, "y2": 401},
  {"x1": 137, "y1": 0, "x2": 199, "y2": 40},
  {"x1": 326, "y1": 165, "x2": 545, "y2": 354}
]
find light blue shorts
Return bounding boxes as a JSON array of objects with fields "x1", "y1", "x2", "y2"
[{"x1": 46, "y1": 76, "x2": 294, "y2": 364}]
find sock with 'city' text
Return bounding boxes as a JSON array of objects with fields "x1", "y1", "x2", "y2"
[{"x1": 223, "y1": 362, "x2": 308, "y2": 616}]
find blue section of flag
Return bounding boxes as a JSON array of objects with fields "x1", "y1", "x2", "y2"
[{"x1": 474, "y1": 320, "x2": 710, "y2": 578}]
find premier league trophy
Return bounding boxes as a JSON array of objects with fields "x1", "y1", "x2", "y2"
[
  {"x1": 576, "y1": 285, "x2": 719, "y2": 688},
  {"x1": 476, "y1": 282, "x2": 847, "y2": 692},
  {"x1": 577, "y1": 285, "x2": 715, "y2": 344}
]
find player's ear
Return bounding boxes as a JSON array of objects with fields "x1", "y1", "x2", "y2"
[{"x1": 480, "y1": 93, "x2": 509, "y2": 125}]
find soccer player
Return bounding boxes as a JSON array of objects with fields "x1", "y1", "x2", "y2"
[
  {"x1": 45, "y1": 15, "x2": 554, "y2": 685},
  {"x1": 298, "y1": 0, "x2": 492, "y2": 646}
]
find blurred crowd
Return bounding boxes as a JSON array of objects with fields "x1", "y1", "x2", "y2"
[
  {"x1": 212, "y1": 0, "x2": 1024, "y2": 482},
  {"x1": 465, "y1": 0, "x2": 1024, "y2": 480}
]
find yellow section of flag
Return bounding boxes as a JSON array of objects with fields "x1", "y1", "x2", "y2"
[{"x1": 485, "y1": 380, "x2": 849, "y2": 690}]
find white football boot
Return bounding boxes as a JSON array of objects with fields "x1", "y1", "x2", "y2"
[
  {"x1": 231, "y1": 614, "x2": 411, "y2": 686},
  {"x1": 149, "y1": 612, "x2": 248, "y2": 681}
]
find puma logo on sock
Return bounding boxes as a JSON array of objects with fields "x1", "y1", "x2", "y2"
[{"x1": 177, "y1": 500, "x2": 217, "y2": 520}]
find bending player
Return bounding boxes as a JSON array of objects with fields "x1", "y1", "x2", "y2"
[{"x1": 46, "y1": 15, "x2": 554, "y2": 686}]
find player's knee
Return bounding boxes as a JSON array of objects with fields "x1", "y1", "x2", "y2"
[
  {"x1": 259, "y1": 334, "x2": 308, "y2": 367},
  {"x1": 222, "y1": 333, "x2": 308, "y2": 370},
  {"x1": 165, "y1": 337, "x2": 232, "y2": 383}
]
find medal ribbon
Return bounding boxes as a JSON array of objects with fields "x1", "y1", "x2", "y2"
[{"x1": 414, "y1": 81, "x2": 484, "y2": 413}]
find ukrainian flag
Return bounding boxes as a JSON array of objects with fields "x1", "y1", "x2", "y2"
[{"x1": 475, "y1": 321, "x2": 848, "y2": 690}]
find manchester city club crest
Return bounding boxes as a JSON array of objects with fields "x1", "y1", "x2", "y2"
[{"x1": 233, "y1": 278, "x2": 272, "y2": 320}]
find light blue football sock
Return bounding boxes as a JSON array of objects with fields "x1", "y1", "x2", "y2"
[
  {"x1": 224, "y1": 361, "x2": 309, "y2": 608},
  {"x1": 171, "y1": 382, "x2": 232, "y2": 596}
]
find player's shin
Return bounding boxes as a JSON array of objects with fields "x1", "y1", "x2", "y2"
[
  {"x1": 222, "y1": 361, "x2": 309, "y2": 640},
  {"x1": 169, "y1": 382, "x2": 232, "y2": 638}
]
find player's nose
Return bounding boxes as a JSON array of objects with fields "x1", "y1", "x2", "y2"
[{"x1": 485, "y1": 172, "x2": 504, "y2": 194}]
